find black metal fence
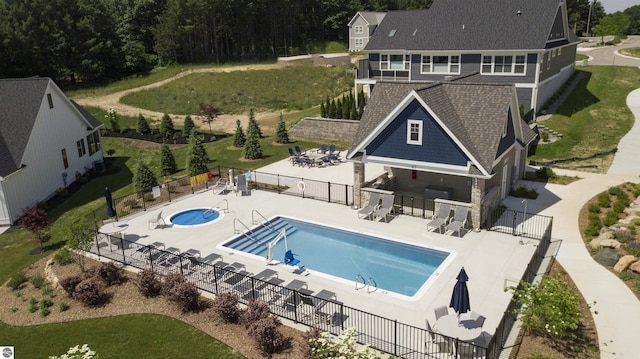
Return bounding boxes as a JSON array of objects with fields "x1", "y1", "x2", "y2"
[
  {"x1": 481, "y1": 206, "x2": 553, "y2": 241},
  {"x1": 250, "y1": 170, "x2": 354, "y2": 206},
  {"x1": 392, "y1": 194, "x2": 436, "y2": 219},
  {"x1": 91, "y1": 234, "x2": 488, "y2": 359}
]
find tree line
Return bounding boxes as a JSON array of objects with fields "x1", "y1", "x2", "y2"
[{"x1": 1, "y1": 0, "x2": 637, "y2": 85}]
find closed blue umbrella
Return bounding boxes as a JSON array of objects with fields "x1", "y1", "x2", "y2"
[
  {"x1": 105, "y1": 187, "x2": 117, "y2": 218},
  {"x1": 449, "y1": 267, "x2": 470, "y2": 319}
]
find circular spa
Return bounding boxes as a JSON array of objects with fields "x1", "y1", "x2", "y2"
[{"x1": 168, "y1": 208, "x2": 224, "y2": 228}]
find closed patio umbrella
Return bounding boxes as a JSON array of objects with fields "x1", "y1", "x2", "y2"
[
  {"x1": 105, "y1": 187, "x2": 117, "y2": 219},
  {"x1": 449, "y1": 267, "x2": 470, "y2": 321}
]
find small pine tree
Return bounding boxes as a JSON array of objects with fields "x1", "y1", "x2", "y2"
[
  {"x1": 329, "y1": 99, "x2": 337, "y2": 119},
  {"x1": 233, "y1": 120, "x2": 246, "y2": 148},
  {"x1": 137, "y1": 114, "x2": 151, "y2": 134},
  {"x1": 320, "y1": 101, "x2": 326, "y2": 118},
  {"x1": 247, "y1": 109, "x2": 263, "y2": 138},
  {"x1": 160, "y1": 113, "x2": 175, "y2": 139},
  {"x1": 275, "y1": 113, "x2": 289, "y2": 144},
  {"x1": 187, "y1": 133, "x2": 210, "y2": 176},
  {"x1": 160, "y1": 144, "x2": 178, "y2": 176},
  {"x1": 243, "y1": 116, "x2": 263, "y2": 160},
  {"x1": 183, "y1": 115, "x2": 195, "y2": 136},
  {"x1": 336, "y1": 98, "x2": 343, "y2": 119},
  {"x1": 134, "y1": 160, "x2": 158, "y2": 193}
]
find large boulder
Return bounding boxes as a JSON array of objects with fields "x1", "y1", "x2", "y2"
[
  {"x1": 613, "y1": 255, "x2": 637, "y2": 272},
  {"x1": 590, "y1": 231, "x2": 615, "y2": 249},
  {"x1": 600, "y1": 239, "x2": 622, "y2": 249},
  {"x1": 595, "y1": 248, "x2": 622, "y2": 267},
  {"x1": 620, "y1": 214, "x2": 640, "y2": 225},
  {"x1": 630, "y1": 261, "x2": 640, "y2": 274}
]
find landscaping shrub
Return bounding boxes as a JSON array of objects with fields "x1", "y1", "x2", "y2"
[
  {"x1": 613, "y1": 229, "x2": 634, "y2": 243},
  {"x1": 7, "y1": 271, "x2": 28, "y2": 290},
  {"x1": 161, "y1": 273, "x2": 187, "y2": 295},
  {"x1": 58, "y1": 301, "x2": 69, "y2": 312},
  {"x1": 584, "y1": 219, "x2": 602, "y2": 238},
  {"x1": 540, "y1": 131, "x2": 550, "y2": 142},
  {"x1": 247, "y1": 316, "x2": 285, "y2": 355},
  {"x1": 212, "y1": 292, "x2": 241, "y2": 323},
  {"x1": 40, "y1": 297, "x2": 53, "y2": 308},
  {"x1": 137, "y1": 269, "x2": 162, "y2": 297},
  {"x1": 302, "y1": 327, "x2": 322, "y2": 359},
  {"x1": 618, "y1": 271, "x2": 633, "y2": 281},
  {"x1": 597, "y1": 193, "x2": 611, "y2": 208},
  {"x1": 588, "y1": 203, "x2": 600, "y2": 214},
  {"x1": 59, "y1": 276, "x2": 83, "y2": 297},
  {"x1": 613, "y1": 199, "x2": 629, "y2": 214},
  {"x1": 524, "y1": 353, "x2": 554, "y2": 359},
  {"x1": 53, "y1": 247, "x2": 74, "y2": 265},
  {"x1": 510, "y1": 186, "x2": 539, "y2": 199},
  {"x1": 165, "y1": 280, "x2": 200, "y2": 312},
  {"x1": 41, "y1": 285, "x2": 54, "y2": 297},
  {"x1": 40, "y1": 306, "x2": 51, "y2": 317},
  {"x1": 241, "y1": 300, "x2": 271, "y2": 327},
  {"x1": 96, "y1": 261, "x2": 124, "y2": 286},
  {"x1": 28, "y1": 298, "x2": 38, "y2": 313},
  {"x1": 74, "y1": 277, "x2": 106, "y2": 307},
  {"x1": 535, "y1": 166, "x2": 556, "y2": 180},
  {"x1": 625, "y1": 242, "x2": 640, "y2": 257},
  {"x1": 603, "y1": 210, "x2": 618, "y2": 226}
]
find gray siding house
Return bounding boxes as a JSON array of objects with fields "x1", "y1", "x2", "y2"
[
  {"x1": 347, "y1": 80, "x2": 537, "y2": 231},
  {"x1": 354, "y1": 0, "x2": 580, "y2": 113},
  {"x1": 347, "y1": 12, "x2": 386, "y2": 52}
]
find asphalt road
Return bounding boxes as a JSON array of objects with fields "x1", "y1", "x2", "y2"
[{"x1": 578, "y1": 35, "x2": 640, "y2": 66}]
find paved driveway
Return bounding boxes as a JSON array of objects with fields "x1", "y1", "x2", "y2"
[{"x1": 578, "y1": 35, "x2": 640, "y2": 67}]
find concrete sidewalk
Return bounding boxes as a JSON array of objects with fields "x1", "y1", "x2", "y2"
[
  {"x1": 609, "y1": 88, "x2": 640, "y2": 175},
  {"x1": 504, "y1": 170, "x2": 640, "y2": 358}
]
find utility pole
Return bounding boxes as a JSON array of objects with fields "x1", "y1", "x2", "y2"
[{"x1": 586, "y1": 0, "x2": 595, "y2": 37}]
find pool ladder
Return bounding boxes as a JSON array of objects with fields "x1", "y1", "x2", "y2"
[{"x1": 355, "y1": 274, "x2": 378, "y2": 293}]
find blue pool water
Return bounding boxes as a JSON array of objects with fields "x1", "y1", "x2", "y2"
[
  {"x1": 169, "y1": 208, "x2": 221, "y2": 226},
  {"x1": 221, "y1": 217, "x2": 450, "y2": 297}
]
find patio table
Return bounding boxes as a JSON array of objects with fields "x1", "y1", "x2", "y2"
[
  {"x1": 99, "y1": 221, "x2": 129, "y2": 250},
  {"x1": 435, "y1": 313, "x2": 482, "y2": 342}
]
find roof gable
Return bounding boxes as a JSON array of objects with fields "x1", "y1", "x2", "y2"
[
  {"x1": 365, "y1": 0, "x2": 578, "y2": 51},
  {"x1": 348, "y1": 81, "x2": 516, "y2": 176},
  {"x1": 349, "y1": 11, "x2": 386, "y2": 27}
]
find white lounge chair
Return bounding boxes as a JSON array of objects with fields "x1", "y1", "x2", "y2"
[
  {"x1": 426, "y1": 203, "x2": 452, "y2": 233},
  {"x1": 148, "y1": 211, "x2": 167, "y2": 229},
  {"x1": 358, "y1": 192, "x2": 381, "y2": 220},
  {"x1": 211, "y1": 178, "x2": 229, "y2": 195}
]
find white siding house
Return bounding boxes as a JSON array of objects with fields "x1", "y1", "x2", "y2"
[{"x1": 0, "y1": 78, "x2": 103, "y2": 225}]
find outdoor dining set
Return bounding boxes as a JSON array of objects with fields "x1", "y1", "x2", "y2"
[{"x1": 288, "y1": 144, "x2": 341, "y2": 167}]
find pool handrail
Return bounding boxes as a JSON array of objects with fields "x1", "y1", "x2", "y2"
[
  {"x1": 207, "y1": 199, "x2": 229, "y2": 215},
  {"x1": 251, "y1": 209, "x2": 275, "y2": 232},
  {"x1": 355, "y1": 274, "x2": 366, "y2": 290},
  {"x1": 233, "y1": 218, "x2": 259, "y2": 243},
  {"x1": 367, "y1": 277, "x2": 378, "y2": 293}
]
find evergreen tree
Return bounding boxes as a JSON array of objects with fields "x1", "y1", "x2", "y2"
[
  {"x1": 187, "y1": 133, "x2": 210, "y2": 176},
  {"x1": 183, "y1": 115, "x2": 195, "y2": 136},
  {"x1": 160, "y1": 113, "x2": 175, "y2": 139},
  {"x1": 134, "y1": 160, "x2": 157, "y2": 193},
  {"x1": 137, "y1": 114, "x2": 151, "y2": 134},
  {"x1": 320, "y1": 101, "x2": 326, "y2": 118},
  {"x1": 329, "y1": 99, "x2": 337, "y2": 119},
  {"x1": 247, "y1": 108, "x2": 263, "y2": 138},
  {"x1": 275, "y1": 113, "x2": 289, "y2": 144},
  {"x1": 160, "y1": 144, "x2": 178, "y2": 176},
  {"x1": 336, "y1": 98, "x2": 343, "y2": 119},
  {"x1": 233, "y1": 119, "x2": 246, "y2": 147},
  {"x1": 243, "y1": 115, "x2": 263, "y2": 160},
  {"x1": 105, "y1": 107, "x2": 120, "y2": 131}
]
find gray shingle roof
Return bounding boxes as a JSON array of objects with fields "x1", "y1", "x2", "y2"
[
  {"x1": 0, "y1": 78, "x2": 49, "y2": 177},
  {"x1": 359, "y1": 11, "x2": 386, "y2": 25},
  {"x1": 348, "y1": 81, "x2": 517, "y2": 174},
  {"x1": 365, "y1": 0, "x2": 579, "y2": 51},
  {"x1": 0, "y1": 78, "x2": 102, "y2": 178}
]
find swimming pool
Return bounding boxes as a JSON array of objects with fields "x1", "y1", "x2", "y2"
[
  {"x1": 169, "y1": 208, "x2": 223, "y2": 227},
  {"x1": 220, "y1": 216, "x2": 453, "y2": 298}
]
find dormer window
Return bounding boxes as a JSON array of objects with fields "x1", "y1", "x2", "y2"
[{"x1": 407, "y1": 120, "x2": 423, "y2": 145}]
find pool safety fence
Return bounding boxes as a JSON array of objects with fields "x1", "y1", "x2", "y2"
[
  {"x1": 391, "y1": 194, "x2": 437, "y2": 219},
  {"x1": 91, "y1": 233, "x2": 489, "y2": 359},
  {"x1": 481, "y1": 206, "x2": 553, "y2": 241}
]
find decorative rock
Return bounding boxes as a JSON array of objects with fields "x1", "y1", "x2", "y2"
[
  {"x1": 594, "y1": 248, "x2": 622, "y2": 267},
  {"x1": 44, "y1": 258, "x2": 59, "y2": 289},
  {"x1": 590, "y1": 236, "x2": 602, "y2": 249},
  {"x1": 620, "y1": 214, "x2": 640, "y2": 224},
  {"x1": 591, "y1": 231, "x2": 615, "y2": 249},
  {"x1": 630, "y1": 261, "x2": 640, "y2": 274},
  {"x1": 613, "y1": 255, "x2": 637, "y2": 272},
  {"x1": 600, "y1": 239, "x2": 622, "y2": 249}
]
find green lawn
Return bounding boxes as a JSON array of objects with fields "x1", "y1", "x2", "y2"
[
  {"x1": 1, "y1": 315, "x2": 245, "y2": 358},
  {"x1": 576, "y1": 53, "x2": 589, "y2": 61},
  {"x1": 119, "y1": 64, "x2": 354, "y2": 115},
  {"x1": 620, "y1": 47, "x2": 640, "y2": 58},
  {"x1": 530, "y1": 66, "x2": 640, "y2": 162}
]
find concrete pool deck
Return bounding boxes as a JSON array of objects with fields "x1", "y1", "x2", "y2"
[{"x1": 103, "y1": 159, "x2": 538, "y2": 339}]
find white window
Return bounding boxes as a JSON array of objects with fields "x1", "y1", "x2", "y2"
[
  {"x1": 421, "y1": 55, "x2": 460, "y2": 74},
  {"x1": 407, "y1": 120, "x2": 423, "y2": 145},
  {"x1": 480, "y1": 55, "x2": 526, "y2": 75},
  {"x1": 354, "y1": 25, "x2": 364, "y2": 34},
  {"x1": 355, "y1": 38, "x2": 363, "y2": 48},
  {"x1": 381, "y1": 54, "x2": 410, "y2": 70}
]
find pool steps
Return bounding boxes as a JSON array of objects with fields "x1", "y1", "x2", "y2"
[{"x1": 230, "y1": 217, "x2": 298, "y2": 254}]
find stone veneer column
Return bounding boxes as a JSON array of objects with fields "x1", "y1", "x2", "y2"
[
  {"x1": 353, "y1": 162, "x2": 365, "y2": 208},
  {"x1": 470, "y1": 178, "x2": 485, "y2": 231}
]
